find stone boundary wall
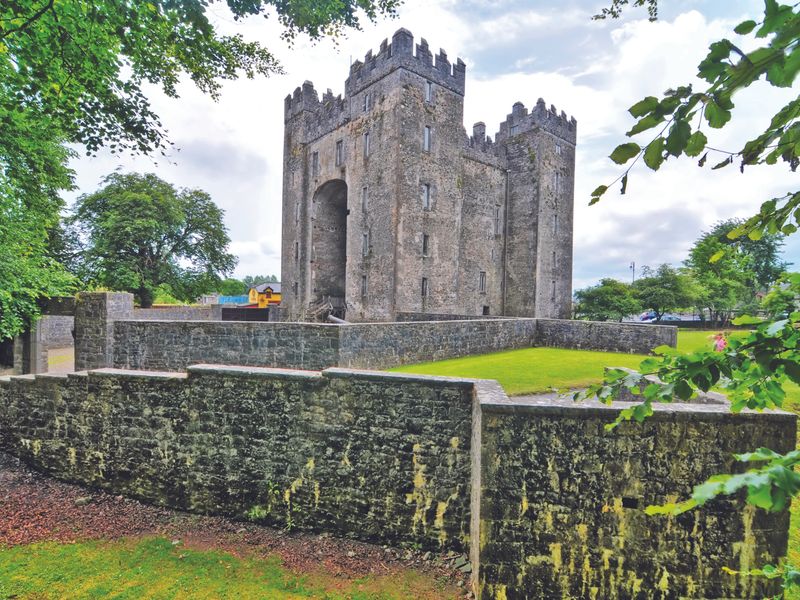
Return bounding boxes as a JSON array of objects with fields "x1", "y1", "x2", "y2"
[
  {"x1": 0, "y1": 366, "x2": 474, "y2": 552},
  {"x1": 75, "y1": 293, "x2": 676, "y2": 374},
  {"x1": 113, "y1": 321, "x2": 340, "y2": 372},
  {"x1": 476, "y1": 396, "x2": 794, "y2": 600},
  {"x1": 338, "y1": 319, "x2": 538, "y2": 369},
  {"x1": 535, "y1": 318, "x2": 677, "y2": 354},
  {"x1": 0, "y1": 365, "x2": 793, "y2": 599},
  {"x1": 131, "y1": 305, "x2": 223, "y2": 321},
  {"x1": 395, "y1": 312, "x2": 513, "y2": 322}
]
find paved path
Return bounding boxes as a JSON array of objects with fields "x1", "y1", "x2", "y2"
[{"x1": 47, "y1": 347, "x2": 74, "y2": 374}]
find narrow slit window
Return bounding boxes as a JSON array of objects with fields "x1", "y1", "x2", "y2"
[
  {"x1": 494, "y1": 206, "x2": 501, "y2": 235},
  {"x1": 361, "y1": 275, "x2": 367, "y2": 298},
  {"x1": 311, "y1": 151, "x2": 319, "y2": 176},
  {"x1": 362, "y1": 232, "x2": 369, "y2": 257},
  {"x1": 421, "y1": 183, "x2": 431, "y2": 210},
  {"x1": 294, "y1": 241, "x2": 299, "y2": 261},
  {"x1": 425, "y1": 81, "x2": 433, "y2": 102},
  {"x1": 335, "y1": 140, "x2": 343, "y2": 166},
  {"x1": 361, "y1": 186, "x2": 368, "y2": 212},
  {"x1": 479, "y1": 271, "x2": 486, "y2": 293},
  {"x1": 421, "y1": 277, "x2": 429, "y2": 298},
  {"x1": 363, "y1": 92, "x2": 371, "y2": 112},
  {"x1": 422, "y1": 234, "x2": 429, "y2": 256},
  {"x1": 363, "y1": 132, "x2": 370, "y2": 159},
  {"x1": 292, "y1": 282, "x2": 298, "y2": 296},
  {"x1": 553, "y1": 214, "x2": 559, "y2": 235},
  {"x1": 552, "y1": 251, "x2": 556, "y2": 269},
  {"x1": 551, "y1": 280, "x2": 556, "y2": 302},
  {"x1": 423, "y1": 126, "x2": 431, "y2": 152},
  {"x1": 555, "y1": 171, "x2": 561, "y2": 194}
]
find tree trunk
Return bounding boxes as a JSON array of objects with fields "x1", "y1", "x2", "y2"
[{"x1": 137, "y1": 286, "x2": 154, "y2": 308}]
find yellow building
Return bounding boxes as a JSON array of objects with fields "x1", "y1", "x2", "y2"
[{"x1": 248, "y1": 283, "x2": 282, "y2": 308}]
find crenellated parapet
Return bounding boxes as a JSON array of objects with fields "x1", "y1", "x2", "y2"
[
  {"x1": 493, "y1": 98, "x2": 577, "y2": 145},
  {"x1": 345, "y1": 28, "x2": 466, "y2": 97}
]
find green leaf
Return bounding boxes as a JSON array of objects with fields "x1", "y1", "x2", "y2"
[
  {"x1": 643, "y1": 137, "x2": 665, "y2": 170},
  {"x1": 732, "y1": 315, "x2": 763, "y2": 325},
  {"x1": 734, "y1": 20, "x2": 757, "y2": 34},
  {"x1": 629, "y1": 96, "x2": 659, "y2": 118},
  {"x1": 609, "y1": 142, "x2": 641, "y2": 165},
  {"x1": 674, "y1": 379, "x2": 693, "y2": 400},
  {"x1": 620, "y1": 174, "x2": 628, "y2": 195},
  {"x1": 705, "y1": 100, "x2": 732, "y2": 128},
  {"x1": 766, "y1": 319, "x2": 789, "y2": 335},
  {"x1": 709, "y1": 249, "x2": 725, "y2": 263},
  {"x1": 684, "y1": 131, "x2": 708, "y2": 157},
  {"x1": 665, "y1": 120, "x2": 692, "y2": 156},
  {"x1": 712, "y1": 156, "x2": 733, "y2": 170},
  {"x1": 627, "y1": 114, "x2": 663, "y2": 136}
]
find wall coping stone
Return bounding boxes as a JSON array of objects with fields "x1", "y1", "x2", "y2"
[
  {"x1": 91, "y1": 368, "x2": 188, "y2": 380},
  {"x1": 187, "y1": 364, "x2": 323, "y2": 382},
  {"x1": 481, "y1": 394, "x2": 798, "y2": 423},
  {"x1": 322, "y1": 367, "x2": 478, "y2": 388}
]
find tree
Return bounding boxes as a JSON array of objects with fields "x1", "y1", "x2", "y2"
[
  {"x1": 632, "y1": 264, "x2": 697, "y2": 321},
  {"x1": 587, "y1": 0, "x2": 800, "y2": 590},
  {"x1": 0, "y1": 0, "x2": 398, "y2": 338},
  {"x1": 70, "y1": 173, "x2": 236, "y2": 307},
  {"x1": 761, "y1": 272, "x2": 800, "y2": 318},
  {"x1": 685, "y1": 219, "x2": 786, "y2": 323},
  {"x1": 574, "y1": 278, "x2": 641, "y2": 322},
  {"x1": 243, "y1": 274, "x2": 279, "y2": 287},
  {"x1": 217, "y1": 278, "x2": 247, "y2": 296}
]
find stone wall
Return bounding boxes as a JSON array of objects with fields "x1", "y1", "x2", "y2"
[
  {"x1": 0, "y1": 366, "x2": 474, "y2": 551},
  {"x1": 74, "y1": 292, "x2": 133, "y2": 371},
  {"x1": 0, "y1": 365, "x2": 794, "y2": 599},
  {"x1": 536, "y1": 318, "x2": 677, "y2": 354},
  {"x1": 395, "y1": 312, "x2": 512, "y2": 322},
  {"x1": 113, "y1": 321, "x2": 340, "y2": 372},
  {"x1": 477, "y1": 397, "x2": 795, "y2": 599},
  {"x1": 40, "y1": 315, "x2": 74, "y2": 348},
  {"x1": 131, "y1": 305, "x2": 223, "y2": 321},
  {"x1": 339, "y1": 319, "x2": 538, "y2": 369}
]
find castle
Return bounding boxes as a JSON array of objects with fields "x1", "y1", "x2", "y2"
[{"x1": 281, "y1": 28, "x2": 576, "y2": 322}]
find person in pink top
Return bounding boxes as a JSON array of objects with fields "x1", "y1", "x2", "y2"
[{"x1": 713, "y1": 333, "x2": 728, "y2": 352}]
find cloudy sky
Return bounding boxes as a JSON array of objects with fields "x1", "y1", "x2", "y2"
[{"x1": 64, "y1": 0, "x2": 798, "y2": 290}]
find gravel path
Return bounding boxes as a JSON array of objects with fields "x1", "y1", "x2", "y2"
[{"x1": 0, "y1": 451, "x2": 472, "y2": 593}]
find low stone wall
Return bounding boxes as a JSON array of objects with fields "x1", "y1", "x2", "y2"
[
  {"x1": 477, "y1": 397, "x2": 794, "y2": 599},
  {"x1": 338, "y1": 319, "x2": 538, "y2": 369},
  {"x1": 0, "y1": 365, "x2": 794, "y2": 599},
  {"x1": 536, "y1": 318, "x2": 676, "y2": 354},
  {"x1": 113, "y1": 321, "x2": 340, "y2": 372},
  {"x1": 0, "y1": 366, "x2": 474, "y2": 552},
  {"x1": 395, "y1": 312, "x2": 511, "y2": 322},
  {"x1": 131, "y1": 305, "x2": 223, "y2": 321}
]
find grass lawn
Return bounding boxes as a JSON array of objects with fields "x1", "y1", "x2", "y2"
[{"x1": 0, "y1": 537, "x2": 459, "y2": 600}]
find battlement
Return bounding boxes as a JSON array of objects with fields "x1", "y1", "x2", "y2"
[
  {"x1": 493, "y1": 98, "x2": 577, "y2": 145},
  {"x1": 283, "y1": 80, "x2": 349, "y2": 133},
  {"x1": 344, "y1": 28, "x2": 466, "y2": 97}
]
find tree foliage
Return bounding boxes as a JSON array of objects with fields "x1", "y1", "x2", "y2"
[
  {"x1": 69, "y1": 172, "x2": 237, "y2": 307},
  {"x1": 762, "y1": 272, "x2": 800, "y2": 317},
  {"x1": 574, "y1": 278, "x2": 641, "y2": 322},
  {"x1": 632, "y1": 264, "x2": 697, "y2": 320},
  {"x1": 242, "y1": 274, "x2": 279, "y2": 287},
  {"x1": 588, "y1": 0, "x2": 800, "y2": 589}
]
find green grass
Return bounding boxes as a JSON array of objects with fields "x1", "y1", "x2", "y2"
[
  {"x1": 390, "y1": 329, "x2": 753, "y2": 396},
  {"x1": 0, "y1": 537, "x2": 459, "y2": 600}
]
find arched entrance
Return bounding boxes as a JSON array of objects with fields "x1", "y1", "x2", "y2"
[{"x1": 311, "y1": 180, "x2": 347, "y2": 314}]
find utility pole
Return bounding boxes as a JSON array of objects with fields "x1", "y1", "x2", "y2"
[{"x1": 630, "y1": 261, "x2": 636, "y2": 284}]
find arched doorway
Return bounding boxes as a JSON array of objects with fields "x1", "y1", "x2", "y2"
[{"x1": 311, "y1": 180, "x2": 347, "y2": 312}]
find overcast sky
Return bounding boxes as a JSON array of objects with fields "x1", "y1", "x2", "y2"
[{"x1": 64, "y1": 0, "x2": 799, "y2": 290}]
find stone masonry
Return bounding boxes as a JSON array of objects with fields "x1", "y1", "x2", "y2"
[
  {"x1": 0, "y1": 366, "x2": 794, "y2": 599},
  {"x1": 281, "y1": 29, "x2": 576, "y2": 322}
]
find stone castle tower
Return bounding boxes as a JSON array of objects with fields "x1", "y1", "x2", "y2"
[{"x1": 281, "y1": 28, "x2": 576, "y2": 322}]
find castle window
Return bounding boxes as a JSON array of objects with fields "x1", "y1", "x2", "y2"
[
  {"x1": 294, "y1": 241, "x2": 299, "y2": 261},
  {"x1": 363, "y1": 92, "x2": 371, "y2": 112},
  {"x1": 551, "y1": 280, "x2": 557, "y2": 302},
  {"x1": 362, "y1": 231, "x2": 369, "y2": 257},
  {"x1": 554, "y1": 171, "x2": 562, "y2": 194},
  {"x1": 361, "y1": 275, "x2": 368, "y2": 298},
  {"x1": 494, "y1": 206, "x2": 502, "y2": 235},
  {"x1": 363, "y1": 132, "x2": 370, "y2": 158},
  {"x1": 421, "y1": 183, "x2": 431, "y2": 210},
  {"x1": 423, "y1": 126, "x2": 431, "y2": 152},
  {"x1": 510, "y1": 124, "x2": 520, "y2": 135},
  {"x1": 425, "y1": 81, "x2": 433, "y2": 102},
  {"x1": 335, "y1": 140, "x2": 344, "y2": 166},
  {"x1": 295, "y1": 202, "x2": 300, "y2": 223},
  {"x1": 479, "y1": 271, "x2": 486, "y2": 293},
  {"x1": 483, "y1": 305, "x2": 490, "y2": 316},
  {"x1": 311, "y1": 151, "x2": 319, "y2": 176},
  {"x1": 421, "y1": 277, "x2": 429, "y2": 298},
  {"x1": 361, "y1": 186, "x2": 368, "y2": 212},
  {"x1": 556, "y1": 143, "x2": 562, "y2": 155},
  {"x1": 293, "y1": 282, "x2": 298, "y2": 296},
  {"x1": 552, "y1": 250, "x2": 556, "y2": 269},
  {"x1": 553, "y1": 214, "x2": 559, "y2": 235},
  {"x1": 422, "y1": 233, "x2": 429, "y2": 257}
]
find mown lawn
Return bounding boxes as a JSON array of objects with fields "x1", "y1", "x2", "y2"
[{"x1": 0, "y1": 537, "x2": 459, "y2": 600}]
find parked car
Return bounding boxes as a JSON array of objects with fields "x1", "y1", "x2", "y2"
[
  {"x1": 658, "y1": 314, "x2": 682, "y2": 322},
  {"x1": 639, "y1": 311, "x2": 657, "y2": 321}
]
